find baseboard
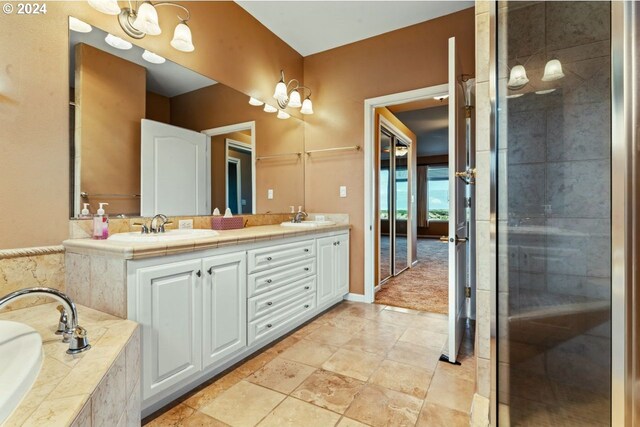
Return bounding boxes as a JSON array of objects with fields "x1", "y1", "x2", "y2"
[{"x1": 344, "y1": 293, "x2": 367, "y2": 303}]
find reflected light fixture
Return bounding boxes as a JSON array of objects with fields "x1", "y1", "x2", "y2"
[
  {"x1": 248, "y1": 97, "x2": 264, "y2": 106},
  {"x1": 272, "y1": 70, "x2": 314, "y2": 114},
  {"x1": 541, "y1": 59, "x2": 565, "y2": 82},
  {"x1": 507, "y1": 64, "x2": 529, "y2": 90},
  {"x1": 395, "y1": 145, "x2": 408, "y2": 157},
  {"x1": 105, "y1": 33, "x2": 132, "y2": 50},
  {"x1": 535, "y1": 89, "x2": 556, "y2": 95},
  {"x1": 142, "y1": 50, "x2": 166, "y2": 64},
  {"x1": 87, "y1": 0, "x2": 195, "y2": 52},
  {"x1": 434, "y1": 95, "x2": 449, "y2": 101},
  {"x1": 277, "y1": 110, "x2": 290, "y2": 120},
  {"x1": 69, "y1": 17, "x2": 92, "y2": 33},
  {"x1": 263, "y1": 104, "x2": 278, "y2": 113}
]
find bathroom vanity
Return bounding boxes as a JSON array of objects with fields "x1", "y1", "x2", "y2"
[{"x1": 63, "y1": 223, "x2": 350, "y2": 415}]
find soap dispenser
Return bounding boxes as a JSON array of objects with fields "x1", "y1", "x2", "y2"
[
  {"x1": 92, "y1": 203, "x2": 109, "y2": 240},
  {"x1": 80, "y1": 203, "x2": 91, "y2": 219}
]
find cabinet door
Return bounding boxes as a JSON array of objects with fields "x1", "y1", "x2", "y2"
[
  {"x1": 202, "y1": 252, "x2": 247, "y2": 368},
  {"x1": 317, "y1": 236, "x2": 336, "y2": 307},
  {"x1": 138, "y1": 259, "x2": 202, "y2": 400},
  {"x1": 335, "y1": 233, "x2": 350, "y2": 297}
]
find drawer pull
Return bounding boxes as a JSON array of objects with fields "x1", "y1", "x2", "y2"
[
  {"x1": 304, "y1": 304, "x2": 310, "y2": 309},
  {"x1": 207, "y1": 267, "x2": 213, "y2": 275},
  {"x1": 337, "y1": 241, "x2": 341, "y2": 245},
  {"x1": 266, "y1": 301, "x2": 273, "y2": 306},
  {"x1": 304, "y1": 249, "x2": 310, "y2": 252},
  {"x1": 304, "y1": 267, "x2": 310, "y2": 271},
  {"x1": 266, "y1": 279, "x2": 273, "y2": 284},
  {"x1": 304, "y1": 286, "x2": 310, "y2": 290},
  {"x1": 266, "y1": 257, "x2": 273, "y2": 261},
  {"x1": 196, "y1": 270, "x2": 202, "y2": 277},
  {"x1": 333, "y1": 242, "x2": 337, "y2": 246},
  {"x1": 266, "y1": 324, "x2": 273, "y2": 328}
]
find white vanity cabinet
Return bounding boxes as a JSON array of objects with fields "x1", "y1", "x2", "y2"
[{"x1": 317, "y1": 233, "x2": 350, "y2": 306}]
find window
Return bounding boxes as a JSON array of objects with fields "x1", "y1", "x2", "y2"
[{"x1": 427, "y1": 165, "x2": 449, "y2": 220}]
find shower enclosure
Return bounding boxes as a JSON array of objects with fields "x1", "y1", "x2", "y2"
[{"x1": 493, "y1": 1, "x2": 625, "y2": 425}]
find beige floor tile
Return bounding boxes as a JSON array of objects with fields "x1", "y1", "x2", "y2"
[
  {"x1": 341, "y1": 334, "x2": 397, "y2": 356},
  {"x1": 411, "y1": 316, "x2": 449, "y2": 335},
  {"x1": 416, "y1": 402, "x2": 469, "y2": 427},
  {"x1": 322, "y1": 349, "x2": 384, "y2": 381},
  {"x1": 279, "y1": 339, "x2": 338, "y2": 367},
  {"x1": 337, "y1": 303, "x2": 386, "y2": 319},
  {"x1": 247, "y1": 357, "x2": 316, "y2": 394},
  {"x1": 375, "y1": 310, "x2": 418, "y2": 327},
  {"x1": 200, "y1": 381, "x2": 285, "y2": 427},
  {"x1": 257, "y1": 397, "x2": 341, "y2": 427},
  {"x1": 268, "y1": 335, "x2": 302, "y2": 356},
  {"x1": 291, "y1": 369, "x2": 364, "y2": 414},
  {"x1": 146, "y1": 403, "x2": 230, "y2": 426},
  {"x1": 306, "y1": 325, "x2": 354, "y2": 347},
  {"x1": 425, "y1": 369, "x2": 475, "y2": 414},
  {"x1": 359, "y1": 321, "x2": 407, "y2": 341},
  {"x1": 386, "y1": 341, "x2": 442, "y2": 371},
  {"x1": 319, "y1": 314, "x2": 369, "y2": 332},
  {"x1": 383, "y1": 306, "x2": 423, "y2": 315},
  {"x1": 344, "y1": 384, "x2": 422, "y2": 427},
  {"x1": 368, "y1": 359, "x2": 432, "y2": 399},
  {"x1": 234, "y1": 350, "x2": 279, "y2": 378},
  {"x1": 182, "y1": 371, "x2": 245, "y2": 410},
  {"x1": 336, "y1": 417, "x2": 371, "y2": 427},
  {"x1": 290, "y1": 322, "x2": 322, "y2": 339},
  {"x1": 399, "y1": 327, "x2": 448, "y2": 351},
  {"x1": 434, "y1": 353, "x2": 476, "y2": 383}
]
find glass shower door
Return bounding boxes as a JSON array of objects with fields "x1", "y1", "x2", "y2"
[
  {"x1": 379, "y1": 131, "x2": 392, "y2": 283},
  {"x1": 394, "y1": 142, "x2": 410, "y2": 274}
]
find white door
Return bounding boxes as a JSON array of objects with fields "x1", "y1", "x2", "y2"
[
  {"x1": 138, "y1": 259, "x2": 202, "y2": 400},
  {"x1": 141, "y1": 119, "x2": 208, "y2": 216},
  {"x1": 335, "y1": 233, "x2": 350, "y2": 296},
  {"x1": 202, "y1": 252, "x2": 247, "y2": 368},
  {"x1": 444, "y1": 36, "x2": 469, "y2": 364},
  {"x1": 317, "y1": 236, "x2": 336, "y2": 306}
]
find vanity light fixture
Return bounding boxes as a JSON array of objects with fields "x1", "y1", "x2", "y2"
[
  {"x1": 87, "y1": 0, "x2": 195, "y2": 52},
  {"x1": 105, "y1": 33, "x2": 132, "y2": 50},
  {"x1": 142, "y1": 50, "x2": 166, "y2": 64},
  {"x1": 263, "y1": 104, "x2": 278, "y2": 113},
  {"x1": 69, "y1": 17, "x2": 92, "y2": 33},
  {"x1": 541, "y1": 59, "x2": 565, "y2": 82},
  {"x1": 434, "y1": 95, "x2": 449, "y2": 101},
  {"x1": 395, "y1": 145, "x2": 408, "y2": 157},
  {"x1": 507, "y1": 64, "x2": 529, "y2": 90},
  {"x1": 277, "y1": 110, "x2": 290, "y2": 120},
  {"x1": 272, "y1": 70, "x2": 314, "y2": 114},
  {"x1": 248, "y1": 97, "x2": 264, "y2": 106}
]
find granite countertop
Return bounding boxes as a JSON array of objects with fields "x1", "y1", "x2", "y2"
[
  {"x1": 1, "y1": 303, "x2": 138, "y2": 426},
  {"x1": 62, "y1": 223, "x2": 351, "y2": 260}
]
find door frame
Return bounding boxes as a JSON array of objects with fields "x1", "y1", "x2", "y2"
[
  {"x1": 225, "y1": 138, "x2": 251, "y2": 213},
  {"x1": 363, "y1": 85, "x2": 448, "y2": 303},
  {"x1": 201, "y1": 121, "x2": 256, "y2": 214}
]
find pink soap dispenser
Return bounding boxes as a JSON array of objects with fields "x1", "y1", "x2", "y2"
[{"x1": 92, "y1": 202, "x2": 109, "y2": 240}]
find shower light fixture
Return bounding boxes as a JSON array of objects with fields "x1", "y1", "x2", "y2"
[
  {"x1": 507, "y1": 64, "x2": 529, "y2": 90},
  {"x1": 248, "y1": 97, "x2": 264, "y2": 106},
  {"x1": 87, "y1": 0, "x2": 195, "y2": 52},
  {"x1": 541, "y1": 59, "x2": 565, "y2": 82},
  {"x1": 272, "y1": 70, "x2": 314, "y2": 114},
  {"x1": 105, "y1": 33, "x2": 132, "y2": 50},
  {"x1": 69, "y1": 17, "x2": 92, "y2": 33}
]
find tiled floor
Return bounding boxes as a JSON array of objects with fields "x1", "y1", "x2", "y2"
[{"x1": 144, "y1": 302, "x2": 475, "y2": 427}]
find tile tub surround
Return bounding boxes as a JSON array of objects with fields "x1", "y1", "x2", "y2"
[
  {"x1": 0, "y1": 303, "x2": 140, "y2": 427},
  {"x1": 144, "y1": 302, "x2": 475, "y2": 427}
]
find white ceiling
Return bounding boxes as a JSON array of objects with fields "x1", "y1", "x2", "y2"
[{"x1": 236, "y1": 1, "x2": 474, "y2": 57}]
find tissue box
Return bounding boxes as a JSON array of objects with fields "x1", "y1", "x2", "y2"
[{"x1": 211, "y1": 216, "x2": 244, "y2": 230}]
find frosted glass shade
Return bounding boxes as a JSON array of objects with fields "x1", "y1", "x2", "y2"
[
  {"x1": 507, "y1": 65, "x2": 529, "y2": 89},
  {"x1": 142, "y1": 50, "x2": 166, "y2": 64},
  {"x1": 542, "y1": 59, "x2": 565, "y2": 81},
  {"x1": 277, "y1": 110, "x2": 290, "y2": 120},
  {"x1": 69, "y1": 17, "x2": 92, "y2": 33},
  {"x1": 133, "y1": 2, "x2": 161, "y2": 36},
  {"x1": 249, "y1": 97, "x2": 264, "y2": 106},
  {"x1": 273, "y1": 81, "x2": 287, "y2": 103},
  {"x1": 395, "y1": 146, "x2": 408, "y2": 157},
  {"x1": 105, "y1": 34, "x2": 132, "y2": 50},
  {"x1": 288, "y1": 89, "x2": 302, "y2": 108},
  {"x1": 171, "y1": 22, "x2": 195, "y2": 52},
  {"x1": 263, "y1": 104, "x2": 278, "y2": 113},
  {"x1": 88, "y1": 0, "x2": 121, "y2": 15},
  {"x1": 300, "y1": 97, "x2": 314, "y2": 115}
]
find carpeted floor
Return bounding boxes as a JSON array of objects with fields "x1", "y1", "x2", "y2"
[{"x1": 375, "y1": 238, "x2": 449, "y2": 314}]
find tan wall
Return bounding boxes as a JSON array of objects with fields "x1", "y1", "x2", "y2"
[
  {"x1": 303, "y1": 9, "x2": 475, "y2": 294},
  {"x1": 146, "y1": 92, "x2": 171, "y2": 124},
  {"x1": 75, "y1": 44, "x2": 145, "y2": 216},
  {"x1": 170, "y1": 83, "x2": 304, "y2": 213},
  {"x1": 0, "y1": 1, "x2": 303, "y2": 249}
]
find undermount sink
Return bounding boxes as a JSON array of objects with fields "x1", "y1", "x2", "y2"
[
  {"x1": 0, "y1": 321, "x2": 43, "y2": 424},
  {"x1": 108, "y1": 228, "x2": 219, "y2": 243},
  {"x1": 281, "y1": 220, "x2": 336, "y2": 228}
]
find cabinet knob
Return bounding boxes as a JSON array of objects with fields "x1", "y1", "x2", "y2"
[
  {"x1": 304, "y1": 267, "x2": 310, "y2": 271},
  {"x1": 337, "y1": 241, "x2": 341, "y2": 245},
  {"x1": 266, "y1": 324, "x2": 273, "y2": 328},
  {"x1": 207, "y1": 267, "x2": 213, "y2": 275},
  {"x1": 267, "y1": 301, "x2": 273, "y2": 306},
  {"x1": 333, "y1": 242, "x2": 337, "y2": 246},
  {"x1": 304, "y1": 286, "x2": 310, "y2": 290},
  {"x1": 304, "y1": 248, "x2": 309, "y2": 252},
  {"x1": 196, "y1": 270, "x2": 202, "y2": 277},
  {"x1": 266, "y1": 279, "x2": 272, "y2": 284},
  {"x1": 266, "y1": 256, "x2": 273, "y2": 261},
  {"x1": 304, "y1": 304, "x2": 310, "y2": 309}
]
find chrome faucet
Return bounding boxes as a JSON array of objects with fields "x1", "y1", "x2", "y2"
[
  {"x1": 292, "y1": 210, "x2": 308, "y2": 223},
  {"x1": 133, "y1": 214, "x2": 172, "y2": 234},
  {"x1": 0, "y1": 287, "x2": 91, "y2": 354}
]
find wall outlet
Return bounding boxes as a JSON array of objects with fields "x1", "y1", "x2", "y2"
[
  {"x1": 339, "y1": 186, "x2": 347, "y2": 198},
  {"x1": 267, "y1": 189, "x2": 274, "y2": 200},
  {"x1": 241, "y1": 199, "x2": 247, "y2": 206},
  {"x1": 178, "y1": 219, "x2": 193, "y2": 229}
]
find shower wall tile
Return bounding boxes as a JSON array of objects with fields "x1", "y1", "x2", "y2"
[
  {"x1": 546, "y1": 273, "x2": 609, "y2": 300},
  {"x1": 561, "y1": 57, "x2": 611, "y2": 106},
  {"x1": 546, "y1": 159, "x2": 610, "y2": 218},
  {"x1": 546, "y1": 102, "x2": 610, "y2": 162},
  {"x1": 506, "y1": 2, "x2": 545, "y2": 59},
  {"x1": 476, "y1": 221, "x2": 491, "y2": 291},
  {"x1": 545, "y1": 1, "x2": 610, "y2": 51},
  {"x1": 476, "y1": 150, "x2": 491, "y2": 221},
  {"x1": 507, "y1": 163, "x2": 546, "y2": 217},
  {"x1": 476, "y1": 82, "x2": 490, "y2": 151},
  {"x1": 507, "y1": 110, "x2": 546, "y2": 164},
  {"x1": 476, "y1": 13, "x2": 490, "y2": 83}
]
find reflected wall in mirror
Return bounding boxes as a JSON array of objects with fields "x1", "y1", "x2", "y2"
[{"x1": 69, "y1": 19, "x2": 304, "y2": 219}]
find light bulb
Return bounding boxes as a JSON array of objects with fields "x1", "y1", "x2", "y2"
[
  {"x1": 105, "y1": 34, "x2": 132, "y2": 50},
  {"x1": 541, "y1": 59, "x2": 565, "y2": 82},
  {"x1": 171, "y1": 22, "x2": 195, "y2": 52},
  {"x1": 133, "y1": 2, "x2": 161, "y2": 36},
  {"x1": 263, "y1": 104, "x2": 278, "y2": 113},
  {"x1": 277, "y1": 110, "x2": 290, "y2": 120},
  {"x1": 288, "y1": 89, "x2": 302, "y2": 108},
  {"x1": 249, "y1": 97, "x2": 264, "y2": 106},
  {"x1": 69, "y1": 17, "x2": 92, "y2": 33},
  {"x1": 88, "y1": 0, "x2": 121, "y2": 15},
  {"x1": 300, "y1": 97, "x2": 314, "y2": 115},
  {"x1": 507, "y1": 65, "x2": 529, "y2": 90},
  {"x1": 142, "y1": 50, "x2": 166, "y2": 64}
]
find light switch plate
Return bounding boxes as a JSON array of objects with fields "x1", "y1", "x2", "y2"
[
  {"x1": 178, "y1": 219, "x2": 193, "y2": 229},
  {"x1": 339, "y1": 186, "x2": 347, "y2": 198},
  {"x1": 268, "y1": 189, "x2": 274, "y2": 200}
]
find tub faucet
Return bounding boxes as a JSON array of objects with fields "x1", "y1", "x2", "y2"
[{"x1": 0, "y1": 287, "x2": 91, "y2": 354}]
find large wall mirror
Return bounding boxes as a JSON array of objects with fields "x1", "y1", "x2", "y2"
[{"x1": 69, "y1": 19, "x2": 305, "y2": 219}]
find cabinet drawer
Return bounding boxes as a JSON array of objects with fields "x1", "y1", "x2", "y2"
[
  {"x1": 248, "y1": 276, "x2": 316, "y2": 321},
  {"x1": 248, "y1": 258, "x2": 315, "y2": 297},
  {"x1": 248, "y1": 294, "x2": 316, "y2": 346},
  {"x1": 248, "y1": 240, "x2": 315, "y2": 273}
]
